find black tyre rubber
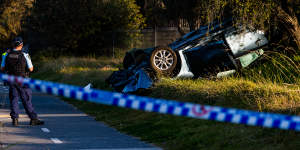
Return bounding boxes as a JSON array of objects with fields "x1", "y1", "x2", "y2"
[{"x1": 150, "y1": 47, "x2": 177, "y2": 76}]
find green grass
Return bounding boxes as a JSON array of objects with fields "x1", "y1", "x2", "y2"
[
  {"x1": 32, "y1": 56, "x2": 300, "y2": 150},
  {"x1": 32, "y1": 56, "x2": 121, "y2": 88}
]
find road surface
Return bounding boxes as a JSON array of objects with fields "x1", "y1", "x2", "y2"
[{"x1": 0, "y1": 83, "x2": 161, "y2": 150}]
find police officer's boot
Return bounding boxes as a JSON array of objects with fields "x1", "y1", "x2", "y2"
[
  {"x1": 30, "y1": 119, "x2": 44, "y2": 126},
  {"x1": 12, "y1": 118, "x2": 18, "y2": 126}
]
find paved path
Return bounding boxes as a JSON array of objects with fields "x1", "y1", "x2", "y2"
[{"x1": 0, "y1": 83, "x2": 161, "y2": 150}]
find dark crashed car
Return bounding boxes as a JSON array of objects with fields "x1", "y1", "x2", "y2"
[{"x1": 107, "y1": 20, "x2": 269, "y2": 93}]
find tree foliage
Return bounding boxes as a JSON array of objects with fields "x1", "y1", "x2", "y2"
[
  {"x1": 0, "y1": 0, "x2": 145, "y2": 55},
  {"x1": 0, "y1": 0, "x2": 299, "y2": 55},
  {"x1": 136, "y1": 0, "x2": 207, "y2": 35},
  {"x1": 26, "y1": 0, "x2": 145, "y2": 55},
  {"x1": 162, "y1": 0, "x2": 206, "y2": 31},
  {"x1": 202, "y1": 0, "x2": 300, "y2": 50},
  {"x1": 0, "y1": 0, "x2": 34, "y2": 46}
]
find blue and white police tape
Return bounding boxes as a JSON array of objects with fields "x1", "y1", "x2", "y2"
[{"x1": 2, "y1": 73, "x2": 300, "y2": 131}]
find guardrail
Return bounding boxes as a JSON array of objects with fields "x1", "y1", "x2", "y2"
[{"x1": 1, "y1": 73, "x2": 300, "y2": 131}]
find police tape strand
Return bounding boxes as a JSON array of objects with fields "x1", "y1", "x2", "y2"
[{"x1": 1, "y1": 73, "x2": 300, "y2": 131}]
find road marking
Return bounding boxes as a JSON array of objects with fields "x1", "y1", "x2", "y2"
[
  {"x1": 0, "y1": 114, "x2": 26, "y2": 118},
  {"x1": 51, "y1": 138, "x2": 63, "y2": 144},
  {"x1": 39, "y1": 114, "x2": 88, "y2": 117},
  {"x1": 0, "y1": 113, "x2": 87, "y2": 118},
  {"x1": 41, "y1": 128, "x2": 50, "y2": 133}
]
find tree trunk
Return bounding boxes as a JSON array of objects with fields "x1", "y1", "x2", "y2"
[{"x1": 276, "y1": 6, "x2": 300, "y2": 50}]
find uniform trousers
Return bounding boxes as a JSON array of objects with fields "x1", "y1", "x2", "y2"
[{"x1": 8, "y1": 83, "x2": 37, "y2": 119}]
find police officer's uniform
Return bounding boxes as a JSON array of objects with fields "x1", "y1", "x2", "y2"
[{"x1": 1, "y1": 37, "x2": 44, "y2": 126}]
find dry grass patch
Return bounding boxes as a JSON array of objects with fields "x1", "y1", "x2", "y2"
[
  {"x1": 32, "y1": 56, "x2": 121, "y2": 87},
  {"x1": 152, "y1": 78, "x2": 300, "y2": 114}
]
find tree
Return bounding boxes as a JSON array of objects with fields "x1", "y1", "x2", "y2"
[
  {"x1": 140, "y1": 0, "x2": 210, "y2": 34},
  {"x1": 0, "y1": 0, "x2": 34, "y2": 47},
  {"x1": 25, "y1": 0, "x2": 145, "y2": 55},
  {"x1": 161, "y1": 0, "x2": 187, "y2": 35},
  {"x1": 203, "y1": 0, "x2": 300, "y2": 50},
  {"x1": 276, "y1": 0, "x2": 300, "y2": 50},
  {"x1": 141, "y1": 0, "x2": 300, "y2": 50}
]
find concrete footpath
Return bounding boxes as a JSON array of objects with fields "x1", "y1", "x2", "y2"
[{"x1": 0, "y1": 83, "x2": 162, "y2": 150}]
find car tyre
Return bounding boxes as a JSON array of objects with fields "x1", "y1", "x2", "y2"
[{"x1": 150, "y1": 47, "x2": 177, "y2": 76}]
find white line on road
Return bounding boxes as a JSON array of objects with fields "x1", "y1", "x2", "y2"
[
  {"x1": 51, "y1": 138, "x2": 63, "y2": 144},
  {"x1": 39, "y1": 114, "x2": 88, "y2": 117},
  {"x1": 0, "y1": 113, "x2": 87, "y2": 118},
  {"x1": 41, "y1": 128, "x2": 50, "y2": 133}
]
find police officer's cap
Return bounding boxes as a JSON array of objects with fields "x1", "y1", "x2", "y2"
[{"x1": 12, "y1": 37, "x2": 23, "y2": 47}]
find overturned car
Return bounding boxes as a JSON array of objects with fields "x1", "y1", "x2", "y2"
[{"x1": 107, "y1": 19, "x2": 269, "y2": 93}]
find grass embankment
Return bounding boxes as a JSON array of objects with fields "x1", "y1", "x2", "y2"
[{"x1": 32, "y1": 57, "x2": 300, "y2": 150}]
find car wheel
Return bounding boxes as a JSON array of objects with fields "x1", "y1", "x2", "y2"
[{"x1": 150, "y1": 47, "x2": 177, "y2": 76}]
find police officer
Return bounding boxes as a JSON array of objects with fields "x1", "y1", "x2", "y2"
[{"x1": 1, "y1": 37, "x2": 44, "y2": 126}]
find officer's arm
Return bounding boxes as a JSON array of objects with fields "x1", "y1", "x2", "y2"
[
  {"x1": 23, "y1": 53, "x2": 34, "y2": 72},
  {"x1": 1, "y1": 53, "x2": 7, "y2": 72}
]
